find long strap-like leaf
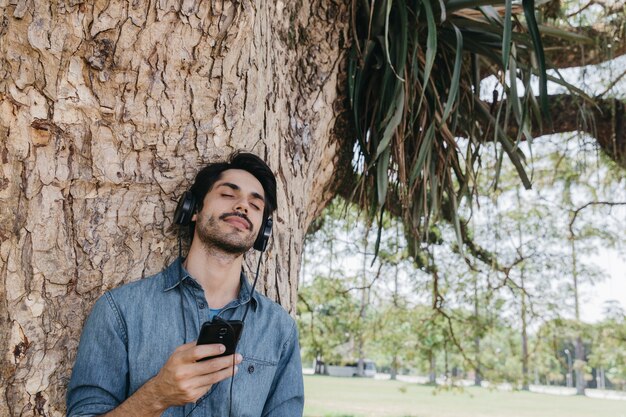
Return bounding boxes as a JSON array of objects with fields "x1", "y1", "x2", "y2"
[{"x1": 522, "y1": 0, "x2": 549, "y2": 119}]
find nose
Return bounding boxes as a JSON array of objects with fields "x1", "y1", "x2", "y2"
[{"x1": 234, "y1": 198, "x2": 249, "y2": 214}]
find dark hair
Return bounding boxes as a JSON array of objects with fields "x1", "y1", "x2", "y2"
[{"x1": 189, "y1": 152, "x2": 277, "y2": 219}]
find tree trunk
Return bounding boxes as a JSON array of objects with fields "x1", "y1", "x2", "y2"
[
  {"x1": 516, "y1": 189, "x2": 529, "y2": 391},
  {"x1": 0, "y1": 1, "x2": 350, "y2": 415},
  {"x1": 356, "y1": 228, "x2": 369, "y2": 377},
  {"x1": 575, "y1": 336, "x2": 586, "y2": 395},
  {"x1": 569, "y1": 215, "x2": 586, "y2": 396},
  {"x1": 521, "y1": 285, "x2": 529, "y2": 391},
  {"x1": 444, "y1": 340, "x2": 449, "y2": 382},
  {"x1": 473, "y1": 271, "x2": 482, "y2": 387},
  {"x1": 428, "y1": 350, "x2": 436, "y2": 384}
]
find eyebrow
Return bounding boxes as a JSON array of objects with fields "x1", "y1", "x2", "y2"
[{"x1": 217, "y1": 182, "x2": 265, "y2": 203}]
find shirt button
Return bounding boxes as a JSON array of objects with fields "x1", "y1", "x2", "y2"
[
  {"x1": 198, "y1": 302, "x2": 205, "y2": 309},
  {"x1": 248, "y1": 365, "x2": 255, "y2": 374}
]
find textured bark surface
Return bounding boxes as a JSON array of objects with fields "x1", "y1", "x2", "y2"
[{"x1": 0, "y1": 0, "x2": 350, "y2": 415}]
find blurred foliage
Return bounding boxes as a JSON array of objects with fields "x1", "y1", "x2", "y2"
[{"x1": 299, "y1": 133, "x2": 626, "y2": 390}]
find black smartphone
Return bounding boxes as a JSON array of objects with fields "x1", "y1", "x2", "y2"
[{"x1": 196, "y1": 319, "x2": 243, "y2": 361}]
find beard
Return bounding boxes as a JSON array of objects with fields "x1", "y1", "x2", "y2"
[{"x1": 195, "y1": 213, "x2": 256, "y2": 255}]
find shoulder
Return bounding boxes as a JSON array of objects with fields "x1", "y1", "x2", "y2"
[
  {"x1": 105, "y1": 261, "x2": 178, "y2": 303},
  {"x1": 107, "y1": 269, "x2": 165, "y2": 298},
  {"x1": 252, "y1": 293, "x2": 298, "y2": 338},
  {"x1": 90, "y1": 264, "x2": 174, "y2": 322},
  {"x1": 254, "y1": 292, "x2": 295, "y2": 320}
]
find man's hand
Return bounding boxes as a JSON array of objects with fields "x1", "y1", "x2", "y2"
[
  {"x1": 101, "y1": 342, "x2": 242, "y2": 417},
  {"x1": 150, "y1": 341, "x2": 243, "y2": 409}
]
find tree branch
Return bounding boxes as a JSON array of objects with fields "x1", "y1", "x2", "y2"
[
  {"x1": 481, "y1": 94, "x2": 626, "y2": 168},
  {"x1": 544, "y1": 25, "x2": 626, "y2": 69},
  {"x1": 569, "y1": 201, "x2": 626, "y2": 235}
]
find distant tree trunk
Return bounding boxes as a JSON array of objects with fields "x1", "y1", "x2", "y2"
[
  {"x1": 516, "y1": 189, "x2": 529, "y2": 391},
  {"x1": 391, "y1": 251, "x2": 399, "y2": 381},
  {"x1": 521, "y1": 283, "x2": 529, "y2": 390},
  {"x1": 0, "y1": 1, "x2": 350, "y2": 415},
  {"x1": 444, "y1": 340, "x2": 449, "y2": 381},
  {"x1": 473, "y1": 271, "x2": 482, "y2": 387},
  {"x1": 428, "y1": 350, "x2": 436, "y2": 384},
  {"x1": 390, "y1": 354, "x2": 398, "y2": 380},
  {"x1": 356, "y1": 228, "x2": 370, "y2": 377},
  {"x1": 314, "y1": 352, "x2": 325, "y2": 375},
  {"x1": 569, "y1": 217, "x2": 586, "y2": 396},
  {"x1": 575, "y1": 336, "x2": 586, "y2": 395},
  {"x1": 597, "y1": 367, "x2": 605, "y2": 390}
]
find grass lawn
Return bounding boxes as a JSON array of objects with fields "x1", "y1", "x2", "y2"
[{"x1": 304, "y1": 375, "x2": 626, "y2": 417}]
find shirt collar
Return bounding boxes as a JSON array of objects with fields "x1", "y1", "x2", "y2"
[{"x1": 163, "y1": 257, "x2": 259, "y2": 309}]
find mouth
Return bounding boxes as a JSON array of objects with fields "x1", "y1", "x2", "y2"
[{"x1": 220, "y1": 213, "x2": 252, "y2": 231}]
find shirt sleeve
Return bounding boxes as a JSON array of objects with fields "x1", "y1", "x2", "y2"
[
  {"x1": 261, "y1": 320, "x2": 305, "y2": 417},
  {"x1": 66, "y1": 293, "x2": 129, "y2": 417}
]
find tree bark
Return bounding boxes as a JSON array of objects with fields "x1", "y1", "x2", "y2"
[{"x1": 0, "y1": 1, "x2": 350, "y2": 415}]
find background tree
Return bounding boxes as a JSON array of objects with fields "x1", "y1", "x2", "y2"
[
  {"x1": 588, "y1": 303, "x2": 626, "y2": 390},
  {"x1": 297, "y1": 274, "x2": 360, "y2": 371}
]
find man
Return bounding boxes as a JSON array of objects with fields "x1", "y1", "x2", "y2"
[{"x1": 67, "y1": 152, "x2": 304, "y2": 417}]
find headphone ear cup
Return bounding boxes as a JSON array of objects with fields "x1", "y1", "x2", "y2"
[
  {"x1": 253, "y1": 217, "x2": 273, "y2": 252},
  {"x1": 174, "y1": 191, "x2": 196, "y2": 226}
]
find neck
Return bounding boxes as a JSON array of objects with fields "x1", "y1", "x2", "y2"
[{"x1": 184, "y1": 241, "x2": 244, "y2": 309}]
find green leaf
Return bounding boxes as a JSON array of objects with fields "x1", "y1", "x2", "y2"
[
  {"x1": 429, "y1": 158, "x2": 440, "y2": 219},
  {"x1": 522, "y1": 0, "x2": 549, "y2": 118},
  {"x1": 375, "y1": 86, "x2": 405, "y2": 159},
  {"x1": 409, "y1": 122, "x2": 436, "y2": 186},
  {"x1": 445, "y1": 0, "x2": 506, "y2": 13},
  {"x1": 422, "y1": 0, "x2": 437, "y2": 96},
  {"x1": 371, "y1": 206, "x2": 386, "y2": 266},
  {"x1": 384, "y1": 0, "x2": 408, "y2": 81},
  {"x1": 502, "y1": 0, "x2": 513, "y2": 71},
  {"x1": 479, "y1": 5, "x2": 504, "y2": 26},
  {"x1": 508, "y1": 50, "x2": 522, "y2": 124},
  {"x1": 442, "y1": 24, "x2": 463, "y2": 122},
  {"x1": 475, "y1": 97, "x2": 532, "y2": 189},
  {"x1": 377, "y1": 147, "x2": 391, "y2": 206},
  {"x1": 450, "y1": 185, "x2": 465, "y2": 257},
  {"x1": 537, "y1": 24, "x2": 594, "y2": 43},
  {"x1": 436, "y1": 0, "x2": 447, "y2": 22}
]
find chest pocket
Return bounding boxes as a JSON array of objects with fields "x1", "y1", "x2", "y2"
[
  {"x1": 191, "y1": 356, "x2": 278, "y2": 417},
  {"x1": 227, "y1": 356, "x2": 278, "y2": 417},
  {"x1": 237, "y1": 355, "x2": 278, "y2": 398}
]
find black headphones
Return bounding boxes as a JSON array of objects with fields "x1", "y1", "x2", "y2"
[{"x1": 173, "y1": 190, "x2": 273, "y2": 252}]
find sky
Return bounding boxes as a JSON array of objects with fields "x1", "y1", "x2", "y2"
[{"x1": 582, "y1": 251, "x2": 626, "y2": 322}]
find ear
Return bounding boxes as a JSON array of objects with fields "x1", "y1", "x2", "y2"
[{"x1": 191, "y1": 212, "x2": 197, "y2": 222}]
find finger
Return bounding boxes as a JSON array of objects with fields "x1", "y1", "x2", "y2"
[
  {"x1": 184, "y1": 343, "x2": 227, "y2": 362},
  {"x1": 193, "y1": 363, "x2": 239, "y2": 388},
  {"x1": 194, "y1": 354, "x2": 243, "y2": 376},
  {"x1": 171, "y1": 341, "x2": 201, "y2": 359},
  {"x1": 178, "y1": 365, "x2": 239, "y2": 404}
]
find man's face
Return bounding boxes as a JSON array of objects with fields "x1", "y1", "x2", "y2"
[{"x1": 192, "y1": 169, "x2": 266, "y2": 255}]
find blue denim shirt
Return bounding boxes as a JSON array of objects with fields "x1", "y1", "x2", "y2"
[{"x1": 67, "y1": 258, "x2": 304, "y2": 417}]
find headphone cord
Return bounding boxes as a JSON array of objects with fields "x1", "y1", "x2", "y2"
[
  {"x1": 225, "y1": 252, "x2": 263, "y2": 417},
  {"x1": 178, "y1": 230, "x2": 187, "y2": 344},
  {"x1": 242, "y1": 251, "x2": 264, "y2": 323},
  {"x1": 183, "y1": 252, "x2": 265, "y2": 417}
]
